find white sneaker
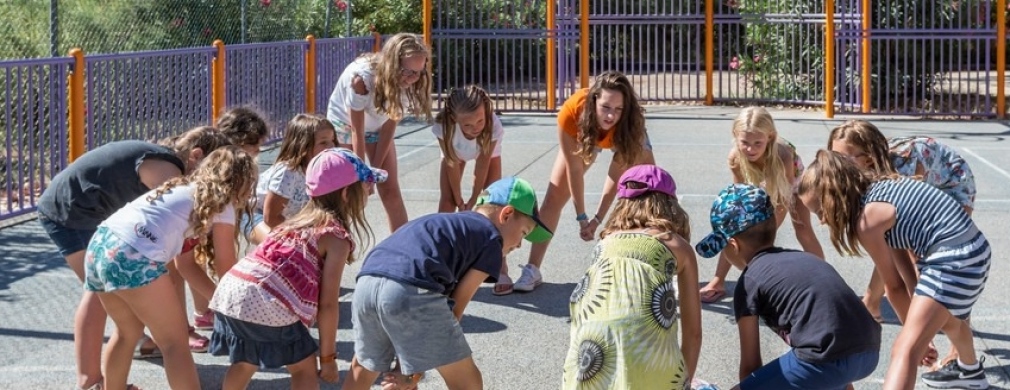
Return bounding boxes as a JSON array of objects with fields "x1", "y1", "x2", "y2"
[{"x1": 513, "y1": 264, "x2": 543, "y2": 292}]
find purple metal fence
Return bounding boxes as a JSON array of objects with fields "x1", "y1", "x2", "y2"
[
  {"x1": 1, "y1": 57, "x2": 71, "y2": 221},
  {"x1": 315, "y1": 37, "x2": 375, "y2": 116},
  {"x1": 224, "y1": 42, "x2": 308, "y2": 144},
  {"x1": 85, "y1": 47, "x2": 216, "y2": 148}
]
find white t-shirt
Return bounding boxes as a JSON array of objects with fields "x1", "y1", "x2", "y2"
[
  {"x1": 326, "y1": 57, "x2": 411, "y2": 135},
  {"x1": 431, "y1": 114, "x2": 504, "y2": 161},
  {"x1": 254, "y1": 163, "x2": 308, "y2": 219},
  {"x1": 101, "y1": 185, "x2": 235, "y2": 263}
]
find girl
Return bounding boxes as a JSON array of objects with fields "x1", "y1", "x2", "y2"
[
  {"x1": 209, "y1": 147, "x2": 382, "y2": 390},
  {"x1": 797, "y1": 150, "x2": 990, "y2": 389},
  {"x1": 827, "y1": 119, "x2": 976, "y2": 369},
  {"x1": 697, "y1": 107, "x2": 824, "y2": 303},
  {"x1": 433, "y1": 85, "x2": 504, "y2": 213},
  {"x1": 244, "y1": 114, "x2": 337, "y2": 245},
  {"x1": 217, "y1": 106, "x2": 270, "y2": 158},
  {"x1": 326, "y1": 32, "x2": 433, "y2": 232},
  {"x1": 37, "y1": 126, "x2": 230, "y2": 390},
  {"x1": 85, "y1": 145, "x2": 257, "y2": 390},
  {"x1": 509, "y1": 71, "x2": 654, "y2": 294},
  {"x1": 563, "y1": 164, "x2": 701, "y2": 390}
]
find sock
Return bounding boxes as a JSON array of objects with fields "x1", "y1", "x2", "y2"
[{"x1": 958, "y1": 358, "x2": 980, "y2": 371}]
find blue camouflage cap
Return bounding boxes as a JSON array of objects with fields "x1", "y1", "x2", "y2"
[{"x1": 695, "y1": 184, "x2": 775, "y2": 258}]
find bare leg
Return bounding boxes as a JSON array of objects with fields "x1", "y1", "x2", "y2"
[
  {"x1": 372, "y1": 142, "x2": 408, "y2": 232},
  {"x1": 341, "y1": 356, "x2": 382, "y2": 390},
  {"x1": 66, "y1": 250, "x2": 107, "y2": 389},
  {"x1": 437, "y1": 159, "x2": 466, "y2": 213},
  {"x1": 96, "y1": 292, "x2": 145, "y2": 390},
  {"x1": 221, "y1": 361, "x2": 257, "y2": 390},
  {"x1": 884, "y1": 296, "x2": 972, "y2": 390},
  {"x1": 287, "y1": 355, "x2": 320, "y2": 390},
  {"x1": 699, "y1": 253, "x2": 732, "y2": 303},
  {"x1": 526, "y1": 151, "x2": 573, "y2": 269},
  {"x1": 436, "y1": 356, "x2": 483, "y2": 390}
]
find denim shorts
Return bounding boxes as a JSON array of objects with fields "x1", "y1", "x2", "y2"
[
  {"x1": 84, "y1": 227, "x2": 169, "y2": 292},
  {"x1": 240, "y1": 212, "x2": 265, "y2": 237},
  {"x1": 739, "y1": 348, "x2": 879, "y2": 390},
  {"x1": 210, "y1": 312, "x2": 318, "y2": 369},
  {"x1": 38, "y1": 215, "x2": 96, "y2": 257},
  {"x1": 352, "y1": 276, "x2": 471, "y2": 375},
  {"x1": 331, "y1": 118, "x2": 380, "y2": 145}
]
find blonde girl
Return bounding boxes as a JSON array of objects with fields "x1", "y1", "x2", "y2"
[
  {"x1": 84, "y1": 146, "x2": 257, "y2": 390},
  {"x1": 209, "y1": 147, "x2": 382, "y2": 390},
  {"x1": 797, "y1": 150, "x2": 989, "y2": 389},
  {"x1": 433, "y1": 85, "x2": 504, "y2": 213},
  {"x1": 326, "y1": 32, "x2": 433, "y2": 232},
  {"x1": 508, "y1": 71, "x2": 654, "y2": 294},
  {"x1": 217, "y1": 106, "x2": 270, "y2": 158},
  {"x1": 697, "y1": 107, "x2": 824, "y2": 303},
  {"x1": 563, "y1": 165, "x2": 701, "y2": 390}
]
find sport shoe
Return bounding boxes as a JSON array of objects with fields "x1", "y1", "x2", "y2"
[
  {"x1": 921, "y1": 356, "x2": 989, "y2": 389},
  {"x1": 513, "y1": 264, "x2": 543, "y2": 292},
  {"x1": 192, "y1": 310, "x2": 214, "y2": 330}
]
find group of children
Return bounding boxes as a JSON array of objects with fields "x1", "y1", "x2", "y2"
[{"x1": 37, "y1": 30, "x2": 991, "y2": 390}]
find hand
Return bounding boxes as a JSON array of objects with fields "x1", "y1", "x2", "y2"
[
  {"x1": 920, "y1": 341, "x2": 939, "y2": 367},
  {"x1": 579, "y1": 219, "x2": 600, "y2": 241},
  {"x1": 318, "y1": 361, "x2": 339, "y2": 383}
]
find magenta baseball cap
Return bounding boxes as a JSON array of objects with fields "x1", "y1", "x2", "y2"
[
  {"x1": 305, "y1": 147, "x2": 387, "y2": 197},
  {"x1": 617, "y1": 164, "x2": 676, "y2": 199}
]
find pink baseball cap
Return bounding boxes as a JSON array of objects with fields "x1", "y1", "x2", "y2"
[
  {"x1": 305, "y1": 147, "x2": 388, "y2": 197},
  {"x1": 617, "y1": 164, "x2": 676, "y2": 199}
]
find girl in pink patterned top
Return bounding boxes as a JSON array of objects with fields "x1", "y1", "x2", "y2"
[{"x1": 209, "y1": 148, "x2": 386, "y2": 389}]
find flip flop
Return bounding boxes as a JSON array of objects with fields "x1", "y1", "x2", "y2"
[
  {"x1": 492, "y1": 273, "x2": 514, "y2": 296},
  {"x1": 699, "y1": 289, "x2": 726, "y2": 303},
  {"x1": 133, "y1": 335, "x2": 162, "y2": 359}
]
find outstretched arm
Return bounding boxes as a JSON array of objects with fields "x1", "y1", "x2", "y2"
[{"x1": 316, "y1": 234, "x2": 351, "y2": 383}]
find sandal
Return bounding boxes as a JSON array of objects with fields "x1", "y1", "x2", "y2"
[
  {"x1": 699, "y1": 289, "x2": 726, "y2": 304},
  {"x1": 189, "y1": 326, "x2": 209, "y2": 353},
  {"x1": 492, "y1": 273, "x2": 514, "y2": 296},
  {"x1": 133, "y1": 335, "x2": 162, "y2": 359}
]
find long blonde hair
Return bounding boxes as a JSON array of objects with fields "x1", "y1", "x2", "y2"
[
  {"x1": 826, "y1": 120, "x2": 897, "y2": 179},
  {"x1": 601, "y1": 192, "x2": 690, "y2": 241},
  {"x1": 273, "y1": 181, "x2": 373, "y2": 264},
  {"x1": 575, "y1": 71, "x2": 647, "y2": 166},
  {"x1": 157, "y1": 126, "x2": 232, "y2": 174},
  {"x1": 730, "y1": 107, "x2": 792, "y2": 209},
  {"x1": 435, "y1": 85, "x2": 495, "y2": 165},
  {"x1": 796, "y1": 150, "x2": 875, "y2": 256},
  {"x1": 369, "y1": 33, "x2": 433, "y2": 122},
  {"x1": 147, "y1": 145, "x2": 258, "y2": 274}
]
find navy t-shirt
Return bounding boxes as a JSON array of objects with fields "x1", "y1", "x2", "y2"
[
  {"x1": 358, "y1": 212, "x2": 503, "y2": 297},
  {"x1": 733, "y1": 247, "x2": 881, "y2": 363}
]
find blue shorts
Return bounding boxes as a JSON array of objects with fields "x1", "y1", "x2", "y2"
[
  {"x1": 331, "y1": 118, "x2": 380, "y2": 145},
  {"x1": 39, "y1": 215, "x2": 96, "y2": 257},
  {"x1": 84, "y1": 227, "x2": 169, "y2": 292},
  {"x1": 240, "y1": 212, "x2": 265, "y2": 236},
  {"x1": 352, "y1": 276, "x2": 471, "y2": 375},
  {"x1": 739, "y1": 348, "x2": 879, "y2": 390},
  {"x1": 209, "y1": 313, "x2": 318, "y2": 369}
]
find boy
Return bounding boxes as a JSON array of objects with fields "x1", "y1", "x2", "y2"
[
  {"x1": 341, "y1": 176, "x2": 552, "y2": 390},
  {"x1": 695, "y1": 184, "x2": 881, "y2": 390}
]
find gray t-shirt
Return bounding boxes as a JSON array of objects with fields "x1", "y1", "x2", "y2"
[{"x1": 37, "y1": 140, "x2": 185, "y2": 229}]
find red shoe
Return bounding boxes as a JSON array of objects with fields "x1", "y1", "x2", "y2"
[{"x1": 192, "y1": 310, "x2": 214, "y2": 330}]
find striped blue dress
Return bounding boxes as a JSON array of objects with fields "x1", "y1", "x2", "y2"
[{"x1": 862, "y1": 178, "x2": 990, "y2": 319}]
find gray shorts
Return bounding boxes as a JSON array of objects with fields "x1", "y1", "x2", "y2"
[{"x1": 352, "y1": 275, "x2": 472, "y2": 375}]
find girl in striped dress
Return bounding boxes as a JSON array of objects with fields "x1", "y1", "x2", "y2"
[{"x1": 797, "y1": 150, "x2": 990, "y2": 390}]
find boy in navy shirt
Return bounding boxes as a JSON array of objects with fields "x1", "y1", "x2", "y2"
[
  {"x1": 341, "y1": 177, "x2": 552, "y2": 390},
  {"x1": 696, "y1": 184, "x2": 881, "y2": 390}
]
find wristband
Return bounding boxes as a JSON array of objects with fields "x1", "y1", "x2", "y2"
[
  {"x1": 576, "y1": 213, "x2": 589, "y2": 222},
  {"x1": 591, "y1": 214, "x2": 602, "y2": 224},
  {"x1": 319, "y1": 353, "x2": 336, "y2": 364}
]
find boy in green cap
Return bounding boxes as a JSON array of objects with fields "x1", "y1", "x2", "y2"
[{"x1": 341, "y1": 176, "x2": 552, "y2": 390}]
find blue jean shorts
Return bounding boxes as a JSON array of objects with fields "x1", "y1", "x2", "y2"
[
  {"x1": 352, "y1": 276, "x2": 471, "y2": 375},
  {"x1": 210, "y1": 312, "x2": 318, "y2": 369},
  {"x1": 739, "y1": 348, "x2": 879, "y2": 390},
  {"x1": 240, "y1": 212, "x2": 265, "y2": 237},
  {"x1": 84, "y1": 227, "x2": 169, "y2": 292},
  {"x1": 331, "y1": 118, "x2": 380, "y2": 144},
  {"x1": 38, "y1": 215, "x2": 96, "y2": 257}
]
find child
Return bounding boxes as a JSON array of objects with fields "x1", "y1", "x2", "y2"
[
  {"x1": 84, "y1": 145, "x2": 257, "y2": 390},
  {"x1": 37, "y1": 127, "x2": 230, "y2": 390},
  {"x1": 209, "y1": 147, "x2": 383, "y2": 390},
  {"x1": 797, "y1": 151, "x2": 990, "y2": 389},
  {"x1": 698, "y1": 107, "x2": 824, "y2": 303},
  {"x1": 697, "y1": 183, "x2": 881, "y2": 390},
  {"x1": 245, "y1": 114, "x2": 337, "y2": 245},
  {"x1": 562, "y1": 165, "x2": 701, "y2": 389},
  {"x1": 432, "y1": 85, "x2": 504, "y2": 213},
  {"x1": 827, "y1": 120, "x2": 976, "y2": 369},
  {"x1": 340, "y1": 176, "x2": 552, "y2": 390},
  {"x1": 326, "y1": 32, "x2": 433, "y2": 232},
  {"x1": 510, "y1": 70, "x2": 654, "y2": 294},
  {"x1": 217, "y1": 106, "x2": 270, "y2": 158}
]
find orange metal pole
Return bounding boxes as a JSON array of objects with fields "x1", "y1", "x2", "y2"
[
  {"x1": 824, "y1": 0, "x2": 835, "y2": 118},
  {"x1": 579, "y1": 0, "x2": 589, "y2": 88},
  {"x1": 860, "y1": 0, "x2": 871, "y2": 113},
  {"x1": 212, "y1": 40, "x2": 226, "y2": 123},
  {"x1": 305, "y1": 35, "x2": 317, "y2": 114},
  {"x1": 705, "y1": 0, "x2": 714, "y2": 105},
  {"x1": 68, "y1": 48, "x2": 86, "y2": 161},
  {"x1": 423, "y1": 0, "x2": 432, "y2": 48},
  {"x1": 998, "y1": 0, "x2": 1006, "y2": 119},
  {"x1": 372, "y1": 26, "x2": 382, "y2": 53},
  {"x1": 547, "y1": 0, "x2": 556, "y2": 110}
]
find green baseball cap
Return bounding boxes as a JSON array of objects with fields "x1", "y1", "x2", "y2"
[{"x1": 475, "y1": 177, "x2": 553, "y2": 243}]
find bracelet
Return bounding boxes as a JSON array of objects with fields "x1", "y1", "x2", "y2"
[
  {"x1": 319, "y1": 353, "x2": 336, "y2": 364},
  {"x1": 576, "y1": 213, "x2": 589, "y2": 222},
  {"x1": 591, "y1": 214, "x2": 602, "y2": 224}
]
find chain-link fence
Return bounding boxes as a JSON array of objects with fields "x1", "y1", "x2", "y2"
[{"x1": 1, "y1": 0, "x2": 357, "y2": 59}]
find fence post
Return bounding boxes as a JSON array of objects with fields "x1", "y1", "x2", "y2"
[
  {"x1": 212, "y1": 40, "x2": 226, "y2": 123},
  {"x1": 705, "y1": 0, "x2": 714, "y2": 105},
  {"x1": 824, "y1": 0, "x2": 835, "y2": 118},
  {"x1": 547, "y1": 0, "x2": 556, "y2": 110},
  {"x1": 579, "y1": 0, "x2": 589, "y2": 88},
  {"x1": 423, "y1": 0, "x2": 432, "y2": 48},
  {"x1": 305, "y1": 35, "x2": 317, "y2": 114},
  {"x1": 68, "y1": 48, "x2": 86, "y2": 161},
  {"x1": 861, "y1": 0, "x2": 871, "y2": 113},
  {"x1": 372, "y1": 26, "x2": 382, "y2": 53},
  {"x1": 998, "y1": 0, "x2": 1006, "y2": 119}
]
